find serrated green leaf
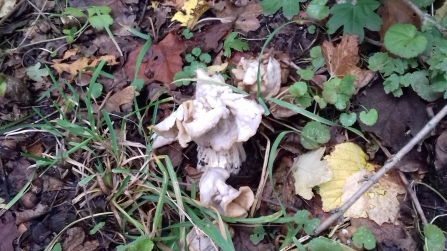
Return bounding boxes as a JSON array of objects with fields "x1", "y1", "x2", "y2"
[
  {"x1": 334, "y1": 93, "x2": 350, "y2": 110},
  {"x1": 392, "y1": 87, "x2": 403, "y2": 97},
  {"x1": 306, "y1": 0, "x2": 329, "y2": 20},
  {"x1": 290, "y1": 81, "x2": 308, "y2": 97},
  {"x1": 368, "y1": 52, "x2": 390, "y2": 72},
  {"x1": 339, "y1": 75, "x2": 355, "y2": 95},
  {"x1": 399, "y1": 72, "x2": 412, "y2": 87},
  {"x1": 352, "y1": 225, "x2": 376, "y2": 250},
  {"x1": 384, "y1": 23, "x2": 427, "y2": 58},
  {"x1": 64, "y1": 7, "x2": 86, "y2": 17},
  {"x1": 340, "y1": 113, "x2": 356, "y2": 127},
  {"x1": 260, "y1": 0, "x2": 305, "y2": 19},
  {"x1": 424, "y1": 224, "x2": 446, "y2": 251},
  {"x1": 223, "y1": 32, "x2": 249, "y2": 57},
  {"x1": 88, "y1": 14, "x2": 113, "y2": 30},
  {"x1": 310, "y1": 46, "x2": 325, "y2": 69},
  {"x1": 327, "y1": 0, "x2": 382, "y2": 43},
  {"x1": 308, "y1": 237, "x2": 343, "y2": 251},
  {"x1": 392, "y1": 58, "x2": 408, "y2": 75},
  {"x1": 26, "y1": 62, "x2": 49, "y2": 82},
  {"x1": 359, "y1": 109, "x2": 378, "y2": 126},
  {"x1": 412, "y1": 0, "x2": 435, "y2": 8},
  {"x1": 300, "y1": 121, "x2": 330, "y2": 150},
  {"x1": 297, "y1": 69, "x2": 314, "y2": 80},
  {"x1": 314, "y1": 95, "x2": 327, "y2": 108},
  {"x1": 383, "y1": 74, "x2": 400, "y2": 94},
  {"x1": 430, "y1": 74, "x2": 447, "y2": 93},
  {"x1": 296, "y1": 92, "x2": 312, "y2": 108}
]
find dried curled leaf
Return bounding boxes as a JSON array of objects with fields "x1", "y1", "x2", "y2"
[
  {"x1": 103, "y1": 86, "x2": 139, "y2": 112},
  {"x1": 171, "y1": 0, "x2": 209, "y2": 29},
  {"x1": 321, "y1": 34, "x2": 374, "y2": 92}
]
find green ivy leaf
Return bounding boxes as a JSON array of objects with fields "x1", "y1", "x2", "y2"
[
  {"x1": 182, "y1": 29, "x2": 193, "y2": 39},
  {"x1": 260, "y1": 0, "x2": 305, "y2": 19},
  {"x1": 289, "y1": 81, "x2": 308, "y2": 97},
  {"x1": 424, "y1": 224, "x2": 446, "y2": 251},
  {"x1": 223, "y1": 32, "x2": 249, "y2": 57},
  {"x1": 185, "y1": 54, "x2": 195, "y2": 63},
  {"x1": 88, "y1": 14, "x2": 113, "y2": 30},
  {"x1": 90, "y1": 82, "x2": 103, "y2": 99},
  {"x1": 300, "y1": 121, "x2": 330, "y2": 150},
  {"x1": 384, "y1": 24, "x2": 427, "y2": 58},
  {"x1": 308, "y1": 25, "x2": 316, "y2": 34},
  {"x1": 327, "y1": 0, "x2": 382, "y2": 43},
  {"x1": 296, "y1": 92, "x2": 312, "y2": 108},
  {"x1": 383, "y1": 74, "x2": 400, "y2": 94},
  {"x1": 174, "y1": 71, "x2": 191, "y2": 86},
  {"x1": 192, "y1": 47, "x2": 201, "y2": 57},
  {"x1": 352, "y1": 225, "x2": 376, "y2": 250},
  {"x1": 250, "y1": 226, "x2": 265, "y2": 245},
  {"x1": 359, "y1": 109, "x2": 378, "y2": 126},
  {"x1": 340, "y1": 113, "x2": 357, "y2": 127},
  {"x1": 308, "y1": 237, "x2": 342, "y2": 251},
  {"x1": 306, "y1": 0, "x2": 329, "y2": 20},
  {"x1": 199, "y1": 53, "x2": 211, "y2": 64},
  {"x1": 26, "y1": 62, "x2": 49, "y2": 82},
  {"x1": 297, "y1": 69, "x2": 314, "y2": 80}
]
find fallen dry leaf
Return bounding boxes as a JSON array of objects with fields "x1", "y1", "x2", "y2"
[
  {"x1": 63, "y1": 227, "x2": 99, "y2": 251},
  {"x1": 351, "y1": 218, "x2": 417, "y2": 250},
  {"x1": 213, "y1": 2, "x2": 263, "y2": 32},
  {"x1": 52, "y1": 55, "x2": 118, "y2": 80},
  {"x1": 0, "y1": 211, "x2": 19, "y2": 251},
  {"x1": 27, "y1": 143, "x2": 43, "y2": 157},
  {"x1": 103, "y1": 86, "x2": 139, "y2": 112},
  {"x1": 321, "y1": 34, "x2": 373, "y2": 92},
  {"x1": 355, "y1": 80, "x2": 428, "y2": 151},
  {"x1": 194, "y1": 22, "x2": 233, "y2": 53},
  {"x1": 378, "y1": 0, "x2": 420, "y2": 42},
  {"x1": 0, "y1": 0, "x2": 16, "y2": 18},
  {"x1": 342, "y1": 169, "x2": 405, "y2": 225},
  {"x1": 318, "y1": 142, "x2": 376, "y2": 211},
  {"x1": 52, "y1": 48, "x2": 79, "y2": 63},
  {"x1": 171, "y1": 0, "x2": 209, "y2": 29},
  {"x1": 125, "y1": 32, "x2": 186, "y2": 86},
  {"x1": 292, "y1": 147, "x2": 332, "y2": 200}
]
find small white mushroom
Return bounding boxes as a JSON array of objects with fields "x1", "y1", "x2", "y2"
[
  {"x1": 151, "y1": 68, "x2": 264, "y2": 174},
  {"x1": 199, "y1": 167, "x2": 254, "y2": 218}
]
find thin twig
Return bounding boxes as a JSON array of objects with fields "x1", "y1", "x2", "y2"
[
  {"x1": 314, "y1": 103, "x2": 447, "y2": 234},
  {"x1": 369, "y1": 133, "x2": 428, "y2": 225},
  {"x1": 403, "y1": 0, "x2": 447, "y2": 38}
]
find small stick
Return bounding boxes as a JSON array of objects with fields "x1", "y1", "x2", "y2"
[
  {"x1": 403, "y1": 0, "x2": 447, "y2": 38},
  {"x1": 314, "y1": 103, "x2": 447, "y2": 234},
  {"x1": 370, "y1": 134, "x2": 428, "y2": 225}
]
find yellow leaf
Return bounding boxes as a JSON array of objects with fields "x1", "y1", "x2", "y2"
[
  {"x1": 171, "y1": 0, "x2": 209, "y2": 29},
  {"x1": 341, "y1": 169, "x2": 405, "y2": 225},
  {"x1": 207, "y1": 62, "x2": 228, "y2": 75},
  {"x1": 319, "y1": 142, "x2": 376, "y2": 211}
]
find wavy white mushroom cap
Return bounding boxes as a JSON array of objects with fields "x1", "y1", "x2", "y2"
[
  {"x1": 232, "y1": 56, "x2": 281, "y2": 97},
  {"x1": 199, "y1": 167, "x2": 254, "y2": 218},
  {"x1": 151, "y1": 69, "x2": 263, "y2": 173}
]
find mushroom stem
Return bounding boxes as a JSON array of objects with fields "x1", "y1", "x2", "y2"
[{"x1": 197, "y1": 143, "x2": 246, "y2": 174}]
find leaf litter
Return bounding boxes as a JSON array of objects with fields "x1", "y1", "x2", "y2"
[{"x1": 1, "y1": 0, "x2": 447, "y2": 250}]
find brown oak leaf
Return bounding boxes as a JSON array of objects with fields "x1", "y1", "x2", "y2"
[
  {"x1": 103, "y1": 86, "x2": 139, "y2": 112},
  {"x1": 321, "y1": 34, "x2": 374, "y2": 92},
  {"x1": 124, "y1": 31, "x2": 186, "y2": 86}
]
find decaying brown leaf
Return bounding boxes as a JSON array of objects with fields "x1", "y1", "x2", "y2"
[
  {"x1": 0, "y1": 211, "x2": 19, "y2": 251},
  {"x1": 63, "y1": 227, "x2": 99, "y2": 251},
  {"x1": 103, "y1": 86, "x2": 139, "y2": 112},
  {"x1": 378, "y1": 0, "x2": 421, "y2": 42},
  {"x1": 213, "y1": 2, "x2": 263, "y2": 32},
  {"x1": 321, "y1": 34, "x2": 374, "y2": 92},
  {"x1": 124, "y1": 32, "x2": 186, "y2": 86},
  {"x1": 52, "y1": 55, "x2": 118, "y2": 80},
  {"x1": 194, "y1": 22, "x2": 232, "y2": 53},
  {"x1": 355, "y1": 80, "x2": 428, "y2": 151}
]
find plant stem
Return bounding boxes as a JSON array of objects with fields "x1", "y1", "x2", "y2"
[
  {"x1": 403, "y1": 0, "x2": 447, "y2": 38},
  {"x1": 314, "y1": 103, "x2": 447, "y2": 235}
]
